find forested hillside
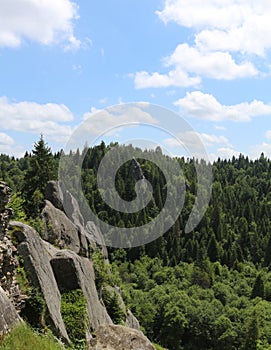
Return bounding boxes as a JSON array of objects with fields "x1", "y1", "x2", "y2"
[{"x1": 1, "y1": 138, "x2": 271, "y2": 349}]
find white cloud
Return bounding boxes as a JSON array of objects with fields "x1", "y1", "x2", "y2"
[
  {"x1": 0, "y1": 97, "x2": 74, "y2": 142},
  {"x1": 82, "y1": 105, "x2": 157, "y2": 136},
  {"x1": 250, "y1": 143, "x2": 271, "y2": 159},
  {"x1": 0, "y1": 132, "x2": 14, "y2": 145},
  {"x1": 164, "y1": 131, "x2": 230, "y2": 150},
  {"x1": 133, "y1": 1, "x2": 271, "y2": 89},
  {"x1": 157, "y1": 0, "x2": 271, "y2": 56},
  {"x1": 165, "y1": 44, "x2": 257, "y2": 80},
  {"x1": 266, "y1": 130, "x2": 271, "y2": 139},
  {"x1": 209, "y1": 147, "x2": 242, "y2": 162},
  {"x1": 174, "y1": 91, "x2": 271, "y2": 122},
  {"x1": 0, "y1": 0, "x2": 80, "y2": 50},
  {"x1": 134, "y1": 68, "x2": 201, "y2": 89}
]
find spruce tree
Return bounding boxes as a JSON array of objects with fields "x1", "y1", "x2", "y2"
[
  {"x1": 251, "y1": 274, "x2": 265, "y2": 299},
  {"x1": 23, "y1": 135, "x2": 56, "y2": 216}
]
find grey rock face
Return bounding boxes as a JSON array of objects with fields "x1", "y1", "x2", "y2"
[
  {"x1": 89, "y1": 324, "x2": 155, "y2": 350},
  {"x1": 50, "y1": 251, "x2": 112, "y2": 330},
  {"x1": 45, "y1": 181, "x2": 64, "y2": 211},
  {"x1": 0, "y1": 286, "x2": 20, "y2": 336},
  {"x1": 9, "y1": 221, "x2": 112, "y2": 344},
  {"x1": 10, "y1": 221, "x2": 70, "y2": 343},
  {"x1": 41, "y1": 200, "x2": 81, "y2": 254},
  {"x1": 44, "y1": 180, "x2": 108, "y2": 258},
  {"x1": 129, "y1": 157, "x2": 145, "y2": 181}
]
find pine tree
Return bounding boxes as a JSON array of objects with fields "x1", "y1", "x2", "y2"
[
  {"x1": 23, "y1": 135, "x2": 56, "y2": 216},
  {"x1": 251, "y1": 274, "x2": 265, "y2": 299}
]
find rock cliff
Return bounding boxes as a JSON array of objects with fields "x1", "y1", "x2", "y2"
[{"x1": 0, "y1": 180, "x2": 153, "y2": 349}]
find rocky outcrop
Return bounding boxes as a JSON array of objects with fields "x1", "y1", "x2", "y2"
[
  {"x1": 41, "y1": 200, "x2": 81, "y2": 254},
  {"x1": 0, "y1": 286, "x2": 20, "y2": 336},
  {"x1": 0, "y1": 237, "x2": 27, "y2": 311},
  {"x1": 0, "y1": 180, "x2": 150, "y2": 348},
  {"x1": 44, "y1": 181, "x2": 64, "y2": 211},
  {"x1": 10, "y1": 221, "x2": 112, "y2": 343},
  {"x1": 89, "y1": 325, "x2": 155, "y2": 350},
  {"x1": 44, "y1": 181, "x2": 107, "y2": 258},
  {"x1": 129, "y1": 157, "x2": 145, "y2": 181},
  {"x1": 0, "y1": 182, "x2": 13, "y2": 240},
  {"x1": 0, "y1": 182, "x2": 22, "y2": 336}
]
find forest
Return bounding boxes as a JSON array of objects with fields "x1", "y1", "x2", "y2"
[{"x1": 1, "y1": 136, "x2": 271, "y2": 350}]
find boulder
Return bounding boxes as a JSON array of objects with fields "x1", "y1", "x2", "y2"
[
  {"x1": 0, "y1": 286, "x2": 20, "y2": 336},
  {"x1": 89, "y1": 324, "x2": 155, "y2": 350}
]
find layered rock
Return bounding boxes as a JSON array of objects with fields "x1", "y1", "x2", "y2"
[
  {"x1": 0, "y1": 182, "x2": 22, "y2": 335},
  {"x1": 89, "y1": 325, "x2": 155, "y2": 350},
  {"x1": 0, "y1": 182, "x2": 13, "y2": 240},
  {"x1": 43, "y1": 181, "x2": 107, "y2": 258},
  {"x1": 10, "y1": 221, "x2": 112, "y2": 343}
]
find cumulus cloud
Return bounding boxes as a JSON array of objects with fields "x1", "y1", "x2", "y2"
[
  {"x1": 164, "y1": 130, "x2": 230, "y2": 150},
  {"x1": 0, "y1": 0, "x2": 80, "y2": 50},
  {"x1": 250, "y1": 143, "x2": 271, "y2": 159},
  {"x1": 0, "y1": 97, "x2": 74, "y2": 142},
  {"x1": 134, "y1": 44, "x2": 256, "y2": 88},
  {"x1": 174, "y1": 91, "x2": 271, "y2": 122},
  {"x1": 134, "y1": 68, "x2": 201, "y2": 89},
  {"x1": 133, "y1": 1, "x2": 271, "y2": 89},
  {"x1": 157, "y1": 0, "x2": 271, "y2": 56},
  {"x1": 209, "y1": 147, "x2": 242, "y2": 162},
  {"x1": 82, "y1": 104, "x2": 157, "y2": 136},
  {"x1": 0, "y1": 132, "x2": 14, "y2": 145}
]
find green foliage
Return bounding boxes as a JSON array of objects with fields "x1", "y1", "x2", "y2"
[
  {"x1": 60, "y1": 289, "x2": 88, "y2": 349},
  {"x1": 102, "y1": 287, "x2": 125, "y2": 324},
  {"x1": 0, "y1": 323, "x2": 64, "y2": 350},
  {"x1": 20, "y1": 288, "x2": 46, "y2": 329},
  {"x1": 9, "y1": 192, "x2": 27, "y2": 221}
]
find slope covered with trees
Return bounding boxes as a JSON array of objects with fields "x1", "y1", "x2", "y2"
[{"x1": 1, "y1": 139, "x2": 271, "y2": 349}]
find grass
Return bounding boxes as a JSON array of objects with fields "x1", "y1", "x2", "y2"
[{"x1": 0, "y1": 322, "x2": 64, "y2": 350}]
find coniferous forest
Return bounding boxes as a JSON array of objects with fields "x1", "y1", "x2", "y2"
[{"x1": 2, "y1": 137, "x2": 271, "y2": 350}]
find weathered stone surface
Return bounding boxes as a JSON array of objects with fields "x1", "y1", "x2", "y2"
[
  {"x1": 10, "y1": 221, "x2": 70, "y2": 343},
  {"x1": 0, "y1": 182, "x2": 13, "y2": 240},
  {"x1": 41, "y1": 200, "x2": 81, "y2": 254},
  {"x1": 45, "y1": 181, "x2": 107, "y2": 258},
  {"x1": 129, "y1": 157, "x2": 145, "y2": 181},
  {"x1": 9, "y1": 221, "x2": 112, "y2": 343},
  {"x1": 45, "y1": 181, "x2": 64, "y2": 211},
  {"x1": 51, "y1": 251, "x2": 112, "y2": 330},
  {"x1": 0, "y1": 237, "x2": 27, "y2": 312},
  {"x1": 89, "y1": 325, "x2": 155, "y2": 350},
  {"x1": 0, "y1": 286, "x2": 20, "y2": 336}
]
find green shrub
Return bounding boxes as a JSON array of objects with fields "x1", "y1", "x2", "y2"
[
  {"x1": 61, "y1": 289, "x2": 88, "y2": 349},
  {"x1": 20, "y1": 288, "x2": 46, "y2": 329}
]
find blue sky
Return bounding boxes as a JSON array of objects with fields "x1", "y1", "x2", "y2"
[{"x1": 1, "y1": 0, "x2": 271, "y2": 160}]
